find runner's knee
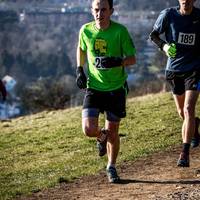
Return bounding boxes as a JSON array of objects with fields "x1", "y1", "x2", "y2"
[
  {"x1": 82, "y1": 125, "x2": 98, "y2": 137},
  {"x1": 183, "y1": 104, "x2": 195, "y2": 119}
]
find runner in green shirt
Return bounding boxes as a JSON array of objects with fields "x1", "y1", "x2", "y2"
[
  {"x1": 79, "y1": 20, "x2": 135, "y2": 91},
  {"x1": 76, "y1": 0, "x2": 136, "y2": 183}
]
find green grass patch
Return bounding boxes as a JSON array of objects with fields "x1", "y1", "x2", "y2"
[{"x1": 1, "y1": 92, "x2": 199, "y2": 199}]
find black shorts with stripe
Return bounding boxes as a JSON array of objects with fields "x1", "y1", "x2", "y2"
[{"x1": 165, "y1": 70, "x2": 200, "y2": 95}]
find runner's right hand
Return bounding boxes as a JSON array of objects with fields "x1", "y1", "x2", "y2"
[{"x1": 76, "y1": 66, "x2": 87, "y2": 89}]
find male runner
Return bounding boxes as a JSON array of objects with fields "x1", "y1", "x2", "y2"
[
  {"x1": 76, "y1": 0, "x2": 136, "y2": 182},
  {"x1": 149, "y1": 0, "x2": 200, "y2": 167}
]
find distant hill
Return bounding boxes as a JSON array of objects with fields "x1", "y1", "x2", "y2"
[
  {"x1": 0, "y1": 0, "x2": 199, "y2": 115},
  {"x1": 120, "y1": 0, "x2": 200, "y2": 10},
  {"x1": 1, "y1": 0, "x2": 199, "y2": 11},
  {"x1": 119, "y1": 0, "x2": 177, "y2": 10}
]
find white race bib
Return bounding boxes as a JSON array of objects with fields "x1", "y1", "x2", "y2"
[
  {"x1": 95, "y1": 57, "x2": 107, "y2": 70},
  {"x1": 178, "y1": 32, "x2": 195, "y2": 45}
]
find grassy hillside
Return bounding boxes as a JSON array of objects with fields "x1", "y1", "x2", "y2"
[{"x1": 1, "y1": 92, "x2": 198, "y2": 199}]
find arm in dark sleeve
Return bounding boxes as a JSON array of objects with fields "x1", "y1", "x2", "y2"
[
  {"x1": 149, "y1": 30, "x2": 166, "y2": 50},
  {"x1": 0, "y1": 80, "x2": 7, "y2": 101}
]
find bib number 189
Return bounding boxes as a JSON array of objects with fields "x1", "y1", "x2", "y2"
[{"x1": 178, "y1": 32, "x2": 195, "y2": 45}]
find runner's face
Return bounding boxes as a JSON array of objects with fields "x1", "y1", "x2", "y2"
[
  {"x1": 178, "y1": 0, "x2": 195, "y2": 14},
  {"x1": 91, "y1": 0, "x2": 113, "y2": 29}
]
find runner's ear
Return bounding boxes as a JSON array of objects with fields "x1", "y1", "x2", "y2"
[{"x1": 110, "y1": 8, "x2": 114, "y2": 15}]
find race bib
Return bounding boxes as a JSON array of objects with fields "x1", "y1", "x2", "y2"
[
  {"x1": 95, "y1": 57, "x2": 107, "y2": 70},
  {"x1": 178, "y1": 32, "x2": 195, "y2": 45}
]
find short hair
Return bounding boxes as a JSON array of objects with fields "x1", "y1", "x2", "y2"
[
  {"x1": 92, "y1": 0, "x2": 113, "y2": 9},
  {"x1": 107, "y1": 0, "x2": 113, "y2": 9}
]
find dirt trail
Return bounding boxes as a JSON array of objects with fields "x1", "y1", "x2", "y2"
[{"x1": 17, "y1": 146, "x2": 200, "y2": 200}]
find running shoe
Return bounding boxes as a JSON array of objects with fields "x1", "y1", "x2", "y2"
[
  {"x1": 177, "y1": 151, "x2": 189, "y2": 167},
  {"x1": 191, "y1": 117, "x2": 200, "y2": 148},
  {"x1": 96, "y1": 129, "x2": 107, "y2": 157},
  {"x1": 106, "y1": 166, "x2": 120, "y2": 183}
]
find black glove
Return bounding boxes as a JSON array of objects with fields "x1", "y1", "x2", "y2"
[
  {"x1": 100, "y1": 57, "x2": 123, "y2": 69},
  {"x1": 76, "y1": 66, "x2": 87, "y2": 89},
  {"x1": 0, "y1": 80, "x2": 6, "y2": 101}
]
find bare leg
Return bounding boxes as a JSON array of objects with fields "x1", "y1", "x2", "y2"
[
  {"x1": 173, "y1": 93, "x2": 185, "y2": 140},
  {"x1": 182, "y1": 90, "x2": 199, "y2": 143},
  {"x1": 174, "y1": 90, "x2": 199, "y2": 167},
  {"x1": 105, "y1": 120, "x2": 120, "y2": 166},
  {"x1": 82, "y1": 117, "x2": 100, "y2": 137},
  {"x1": 173, "y1": 91, "x2": 199, "y2": 143}
]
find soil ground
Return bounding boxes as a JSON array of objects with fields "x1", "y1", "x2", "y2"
[{"x1": 17, "y1": 146, "x2": 200, "y2": 200}]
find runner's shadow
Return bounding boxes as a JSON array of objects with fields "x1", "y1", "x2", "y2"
[{"x1": 116, "y1": 179, "x2": 200, "y2": 185}]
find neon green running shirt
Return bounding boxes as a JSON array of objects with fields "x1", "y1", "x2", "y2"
[{"x1": 78, "y1": 20, "x2": 136, "y2": 91}]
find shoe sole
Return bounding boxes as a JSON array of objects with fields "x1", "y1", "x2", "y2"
[
  {"x1": 107, "y1": 167, "x2": 120, "y2": 183},
  {"x1": 99, "y1": 151, "x2": 106, "y2": 157},
  {"x1": 108, "y1": 178, "x2": 120, "y2": 183}
]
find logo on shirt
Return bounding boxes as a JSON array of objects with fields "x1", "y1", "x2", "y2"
[
  {"x1": 178, "y1": 32, "x2": 195, "y2": 45},
  {"x1": 94, "y1": 38, "x2": 107, "y2": 56}
]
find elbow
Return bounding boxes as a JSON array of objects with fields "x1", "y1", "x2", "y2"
[
  {"x1": 131, "y1": 56, "x2": 136, "y2": 65},
  {"x1": 123, "y1": 56, "x2": 136, "y2": 66},
  {"x1": 149, "y1": 30, "x2": 158, "y2": 41},
  {"x1": 149, "y1": 30, "x2": 165, "y2": 50}
]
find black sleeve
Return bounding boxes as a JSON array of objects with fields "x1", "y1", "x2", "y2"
[
  {"x1": 0, "y1": 80, "x2": 7, "y2": 99},
  {"x1": 149, "y1": 30, "x2": 166, "y2": 50}
]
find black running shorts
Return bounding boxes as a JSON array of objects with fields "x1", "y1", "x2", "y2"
[
  {"x1": 83, "y1": 85, "x2": 127, "y2": 119},
  {"x1": 165, "y1": 70, "x2": 200, "y2": 95}
]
